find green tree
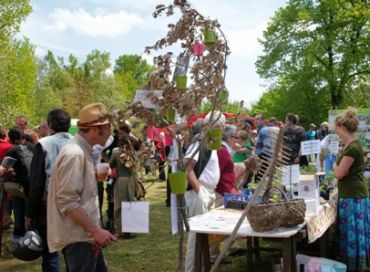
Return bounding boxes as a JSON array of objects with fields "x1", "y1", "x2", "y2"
[
  {"x1": 0, "y1": 0, "x2": 36, "y2": 127},
  {"x1": 0, "y1": 39, "x2": 37, "y2": 127},
  {"x1": 114, "y1": 54, "x2": 155, "y2": 99},
  {"x1": 0, "y1": 0, "x2": 32, "y2": 44},
  {"x1": 256, "y1": 0, "x2": 370, "y2": 110}
]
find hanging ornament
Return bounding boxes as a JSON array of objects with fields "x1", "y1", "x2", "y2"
[
  {"x1": 204, "y1": 28, "x2": 217, "y2": 45},
  {"x1": 192, "y1": 41, "x2": 204, "y2": 57}
]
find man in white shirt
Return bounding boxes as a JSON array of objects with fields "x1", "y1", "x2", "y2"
[{"x1": 184, "y1": 111, "x2": 225, "y2": 272}]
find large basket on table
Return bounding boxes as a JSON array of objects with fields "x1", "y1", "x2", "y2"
[{"x1": 246, "y1": 198, "x2": 306, "y2": 232}]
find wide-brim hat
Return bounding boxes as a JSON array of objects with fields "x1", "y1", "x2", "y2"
[{"x1": 77, "y1": 103, "x2": 110, "y2": 128}]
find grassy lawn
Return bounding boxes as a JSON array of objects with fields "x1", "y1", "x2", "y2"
[{"x1": 0, "y1": 178, "x2": 277, "y2": 271}]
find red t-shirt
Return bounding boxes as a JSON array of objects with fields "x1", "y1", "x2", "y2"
[
  {"x1": 216, "y1": 146, "x2": 237, "y2": 196},
  {"x1": 0, "y1": 139, "x2": 13, "y2": 162}
]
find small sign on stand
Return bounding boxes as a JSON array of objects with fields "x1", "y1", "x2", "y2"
[
  {"x1": 301, "y1": 140, "x2": 321, "y2": 156},
  {"x1": 298, "y1": 174, "x2": 320, "y2": 215}
]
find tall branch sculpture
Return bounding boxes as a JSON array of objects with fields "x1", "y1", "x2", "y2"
[{"x1": 116, "y1": 1, "x2": 230, "y2": 271}]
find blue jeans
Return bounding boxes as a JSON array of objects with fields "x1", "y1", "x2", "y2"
[
  {"x1": 42, "y1": 251, "x2": 60, "y2": 272},
  {"x1": 62, "y1": 242, "x2": 108, "y2": 272}
]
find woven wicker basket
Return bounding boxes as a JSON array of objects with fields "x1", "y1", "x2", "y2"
[{"x1": 246, "y1": 198, "x2": 306, "y2": 232}]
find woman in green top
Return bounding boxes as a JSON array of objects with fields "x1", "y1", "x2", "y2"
[{"x1": 334, "y1": 107, "x2": 369, "y2": 272}]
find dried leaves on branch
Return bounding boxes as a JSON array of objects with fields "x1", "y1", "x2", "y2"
[{"x1": 117, "y1": 0, "x2": 230, "y2": 126}]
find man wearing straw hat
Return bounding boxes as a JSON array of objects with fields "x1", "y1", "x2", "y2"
[{"x1": 47, "y1": 103, "x2": 117, "y2": 272}]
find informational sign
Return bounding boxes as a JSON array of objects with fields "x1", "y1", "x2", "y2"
[
  {"x1": 281, "y1": 164, "x2": 300, "y2": 185},
  {"x1": 133, "y1": 90, "x2": 163, "y2": 109},
  {"x1": 328, "y1": 140, "x2": 339, "y2": 154},
  {"x1": 306, "y1": 199, "x2": 337, "y2": 243},
  {"x1": 298, "y1": 174, "x2": 319, "y2": 200},
  {"x1": 301, "y1": 140, "x2": 321, "y2": 156}
]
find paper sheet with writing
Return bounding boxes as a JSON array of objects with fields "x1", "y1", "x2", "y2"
[
  {"x1": 170, "y1": 193, "x2": 178, "y2": 235},
  {"x1": 301, "y1": 140, "x2": 321, "y2": 156}
]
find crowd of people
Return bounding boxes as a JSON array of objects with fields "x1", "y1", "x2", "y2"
[{"x1": 0, "y1": 104, "x2": 369, "y2": 272}]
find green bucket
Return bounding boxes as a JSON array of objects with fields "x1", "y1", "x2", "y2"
[
  {"x1": 204, "y1": 28, "x2": 217, "y2": 45},
  {"x1": 166, "y1": 108, "x2": 176, "y2": 123},
  {"x1": 169, "y1": 172, "x2": 187, "y2": 194},
  {"x1": 207, "y1": 128, "x2": 222, "y2": 150},
  {"x1": 176, "y1": 75, "x2": 187, "y2": 90}
]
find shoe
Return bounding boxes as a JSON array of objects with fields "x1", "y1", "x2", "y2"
[{"x1": 122, "y1": 233, "x2": 135, "y2": 239}]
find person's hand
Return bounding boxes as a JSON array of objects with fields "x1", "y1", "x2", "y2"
[
  {"x1": 91, "y1": 228, "x2": 117, "y2": 247},
  {"x1": 3, "y1": 168, "x2": 15, "y2": 181},
  {"x1": 0, "y1": 165, "x2": 5, "y2": 176}
]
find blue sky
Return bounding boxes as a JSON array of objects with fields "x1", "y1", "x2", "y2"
[{"x1": 19, "y1": 0, "x2": 287, "y2": 106}]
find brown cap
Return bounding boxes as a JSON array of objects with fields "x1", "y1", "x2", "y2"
[{"x1": 77, "y1": 103, "x2": 110, "y2": 128}]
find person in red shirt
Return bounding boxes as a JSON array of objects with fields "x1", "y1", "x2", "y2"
[
  {"x1": 0, "y1": 126, "x2": 13, "y2": 161},
  {"x1": 0, "y1": 126, "x2": 13, "y2": 230}
]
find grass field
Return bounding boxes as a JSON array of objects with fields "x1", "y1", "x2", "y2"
[{"x1": 0, "y1": 178, "x2": 277, "y2": 272}]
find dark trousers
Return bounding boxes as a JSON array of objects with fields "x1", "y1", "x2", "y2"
[
  {"x1": 104, "y1": 181, "x2": 115, "y2": 231},
  {"x1": 63, "y1": 242, "x2": 108, "y2": 272},
  {"x1": 158, "y1": 160, "x2": 166, "y2": 181},
  {"x1": 97, "y1": 182, "x2": 104, "y2": 224},
  {"x1": 12, "y1": 196, "x2": 25, "y2": 237}
]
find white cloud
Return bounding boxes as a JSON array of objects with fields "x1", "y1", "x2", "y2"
[
  {"x1": 46, "y1": 8, "x2": 144, "y2": 37},
  {"x1": 226, "y1": 21, "x2": 268, "y2": 59}
]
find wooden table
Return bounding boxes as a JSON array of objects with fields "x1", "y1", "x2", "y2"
[{"x1": 189, "y1": 208, "x2": 307, "y2": 272}]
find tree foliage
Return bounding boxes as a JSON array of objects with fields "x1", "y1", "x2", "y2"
[
  {"x1": 114, "y1": 55, "x2": 155, "y2": 100},
  {"x1": 256, "y1": 0, "x2": 370, "y2": 114},
  {"x1": 0, "y1": 0, "x2": 37, "y2": 127},
  {"x1": 0, "y1": 0, "x2": 32, "y2": 44}
]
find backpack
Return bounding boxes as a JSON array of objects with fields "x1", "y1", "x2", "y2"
[{"x1": 18, "y1": 144, "x2": 33, "y2": 182}]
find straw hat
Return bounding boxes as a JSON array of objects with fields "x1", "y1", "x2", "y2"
[{"x1": 77, "y1": 103, "x2": 110, "y2": 128}]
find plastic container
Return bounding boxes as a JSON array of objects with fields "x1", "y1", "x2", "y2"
[
  {"x1": 169, "y1": 172, "x2": 187, "y2": 194},
  {"x1": 224, "y1": 193, "x2": 249, "y2": 210}
]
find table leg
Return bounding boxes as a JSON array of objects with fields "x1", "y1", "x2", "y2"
[
  {"x1": 253, "y1": 237, "x2": 260, "y2": 260},
  {"x1": 194, "y1": 233, "x2": 210, "y2": 272},
  {"x1": 194, "y1": 233, "x2": 202, "y2": 272},
  {"x1": 201, "y1": 234, "x2": 210, "y2": 271},
  {"x1": 246, "y1": 236, "x2": 253, "y2": 264},
  {"x1": 282, "y1": 237, "x2": 297, "y2": 272},
  {"x1": 319, "y1": 228, "x2": 328, "y2": 257}
]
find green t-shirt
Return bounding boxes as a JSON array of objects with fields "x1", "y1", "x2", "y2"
[
  {"x1": 232, "y1": 138, "x2": 254, "y2": 163},
  {"x1": 336, "y1": 140, "x2": 368, "y2": 199},
  {"x1": 109, "y1": 148, "x2": 131, "y2": 177}
]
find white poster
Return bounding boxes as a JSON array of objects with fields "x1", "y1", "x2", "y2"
[
  {"x1": 301, "y1": 140, "x2": 321, "y2": 156},
  {"x1": 122, "y1": 201, "x2": 149, "y2": 233},
  {"x1": 133, "y1": 90, "x2": 163, "y2": 109},
  {"x1": 171, "y1": 193, "x2": 178, "y2": 235}
]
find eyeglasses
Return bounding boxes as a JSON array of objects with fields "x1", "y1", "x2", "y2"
[{"x1": 230, "y1": 136, "x2": 238, "y2": 139}]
